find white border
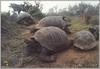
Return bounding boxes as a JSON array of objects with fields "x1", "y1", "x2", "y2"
[{"x1": 0, "y1": 0, "x2": 100, "y2": 69}]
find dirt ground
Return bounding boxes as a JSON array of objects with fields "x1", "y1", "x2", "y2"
[
  {"x1": 22, "y1": 31, "x2": 99, "y2": 68},
  {"x1": 1, "y1": 24, "x2": 99, "y2": 68}
]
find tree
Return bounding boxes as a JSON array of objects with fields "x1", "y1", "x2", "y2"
[
  {"x1": 9, "y1": 2, "x2": 33, "y2": 14},
  {"x1": 28, "y1": 1, "x2": 45, "y2": 19},
  {"x1": 9, "y1": 2, "x2": 44, "y2": 19},
  {"x1": 95, "y1": 3, "x2": 99, "y2": 15},
  {"x1": 68, "y1": 5, "x2": 79, "y2": 16},
  {"x1": 47, "y1": 6, "x2": 59, "y2": 16},
  {"x1": 9, "y1": 3, "x2": 23, "y2": 14},
  {"x1": 22, "y1": 2, "x2": 33, "y2": 12},
  {"x1": 58, "y1": 8, "x2": 69, "y2": 16}
]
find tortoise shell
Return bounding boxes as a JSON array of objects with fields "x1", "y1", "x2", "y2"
[
  {"x1": 35, "y1": 16, "x2": 71, "y2": 29},
  {"x1": 17, "y1": 12, "x2": 33, "y2": 26},
  {"x1": 32, "y1": 26, "x2": 71, "y2": 52},
  {"x1": 73, "y1": 30, "x2": 97, "y2": 50}
]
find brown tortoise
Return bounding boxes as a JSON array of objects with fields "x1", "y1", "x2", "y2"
[
  {"x1": 30, "y1": 16, "x2": 71, "y2": 34},
  {"x1": 25, "y1": 27, "x2": 72, "y2": 62},
  {"x1": 73, "y1": 30, "x2": 97, "y2": 50},
  {"x1": 17, "y1": 12, "x2": 34, "y2": 26}
]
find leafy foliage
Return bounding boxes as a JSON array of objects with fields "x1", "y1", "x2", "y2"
[
  {"x1": 9, "y1": 2, "x2": 45, "y2": 19},
  {"x1": 47, "y1": 2, "x2": 99, "y2": 16}
]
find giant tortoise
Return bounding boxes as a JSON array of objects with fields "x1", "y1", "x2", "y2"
[
  {"x1": 89, "y1": 25, "x2": 99, "y2": 40},
  {"x1": 17, "y1": 12, "x2": 34, "y2": 26},
  {"x1": 30, "y1": 16, "x2": 71, "y2": 34},
  {"x1": 73, "y1": 30, "x2": 97, "y2": 50},
  {"x1": 25, "y1": 26, "x2": 72, "y2": 62}
]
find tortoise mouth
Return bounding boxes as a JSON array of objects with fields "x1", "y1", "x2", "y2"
[{"x1": 24, "y1": 37, "x2": 40, "y2": 45}]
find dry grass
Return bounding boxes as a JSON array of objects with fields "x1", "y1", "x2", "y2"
[{"x1": 70, "y1": 16, "x2": 92, "y2": 32}]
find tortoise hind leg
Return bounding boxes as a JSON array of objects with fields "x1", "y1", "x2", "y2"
[{"x1": 39, "y1": 47, "x2": 56, "y2": 62}]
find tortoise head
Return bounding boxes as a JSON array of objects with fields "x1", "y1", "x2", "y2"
[
  {"x1": 63, "y1": 16, "x2": 71, "y2": 23},
  {"x1": 24, "y1": 37, "x2": 41, "y2": 55},
  {"x1": 62, "y1": 16, "x2": 71, "y2": 33},
  {"x1": 61, "y1": 16, "x2": 71, "y2": 34},
  {"x1": 30, "y1": 27, "x2": 39, "y2": 34},
  {"x1": 24, "y1": 37, "x2": 35, "y2": 45}
]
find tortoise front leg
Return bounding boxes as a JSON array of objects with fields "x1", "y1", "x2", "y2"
[
  {"x1": 24, "y1": 44, "x2": 35, "y2": 56},
  {"x1": 39, "y1": 47, "x2": 57, "y2": 62}
]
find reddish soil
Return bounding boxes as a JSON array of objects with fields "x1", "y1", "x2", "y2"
[
  {"x1": 2, "y1": 20, "x2": 99, "y2": 68},
  {"x1": 21, "y1": 30, "x2": 99, "y2": 68}
]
